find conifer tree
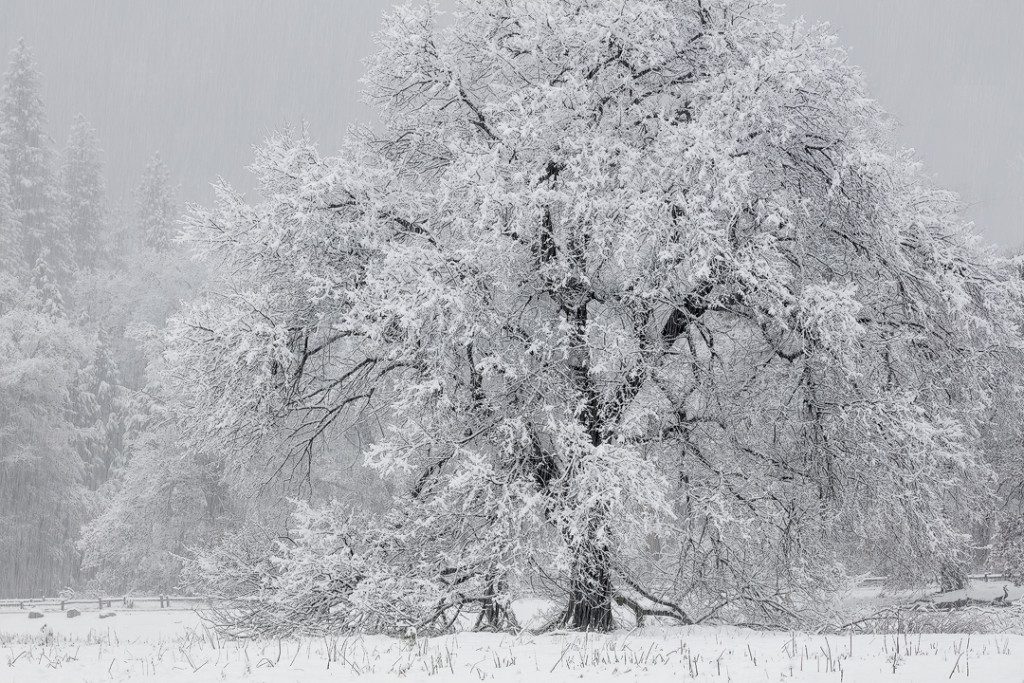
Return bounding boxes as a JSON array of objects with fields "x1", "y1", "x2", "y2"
[
  {"x1": 0, "y1": 40, "x2": 61, "y2": 274},
  {"x1": 30, "y1": 248, "x2": 64, "y2": 318},
  {"x1": 74, "y1": 332, "x2": 129, "y2": 492},
  {"x1": 135, "y1": 152, "x2": 176, "y2": 251},
  {"x1": 0, "y1": 161, "x2": 24, "y2": 280},
  {"x1": 59, "y1": 114, "x2": 106, "y2": 271}
]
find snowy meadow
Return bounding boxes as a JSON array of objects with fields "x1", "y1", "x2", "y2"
[{"x1": 1, "y1": 601, "x2": 1022, "y2": 682}]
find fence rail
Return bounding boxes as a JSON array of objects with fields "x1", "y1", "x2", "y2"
[
  {"x1": 858, "y1": 573, "x2": 1011, "y2": 587},
  {"x1": 0, "y1": 595, "x2": 213, "y2": 613}
]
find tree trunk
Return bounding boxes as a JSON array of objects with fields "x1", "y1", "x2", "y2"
[
  {"x1": 939, "y1": 561, "x2": 968, "y2": 593},
  {"x1": 562, "y1": 541, "x2": 614, "y2": 631},
  {"x1": 474, "y1": 578, "x2": 520, "y2": 632}
]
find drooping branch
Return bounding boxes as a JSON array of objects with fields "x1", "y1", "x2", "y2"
[{"x1": 602, "y1": 276, "x2": 718, "y2": 434}]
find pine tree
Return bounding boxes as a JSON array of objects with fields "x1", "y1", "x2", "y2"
[
  {"x1": 74, "y1": 332, "x2": 129, "y2": 492},
  {"x1": 135, "y1": 152, "x2": 176, "y2": 251},
  {"x1": 0, "y1": 40, "x2": 62, "y2": 274},
  {"x1": 0, "y1": 160, "x2": 24, "y2": 280},
  {"x1": 59, "y1": 114, "x2": 106, "y2": 271},
  {"x1": 30, "y1": 248, "x2": 64, "y2": 318}
]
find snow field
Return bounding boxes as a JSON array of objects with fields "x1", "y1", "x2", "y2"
[{"x1": 0, "y1": 610, "x2": 1022, "y2": 682}]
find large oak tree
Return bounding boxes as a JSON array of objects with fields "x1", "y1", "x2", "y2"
[{"x1": 170, "y1": 0, "x2": 1022, "y2": 631}]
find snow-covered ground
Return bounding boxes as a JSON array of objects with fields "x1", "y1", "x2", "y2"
[{"x1": 1, "y1": 606, "x2": 1022, "y2": 682}]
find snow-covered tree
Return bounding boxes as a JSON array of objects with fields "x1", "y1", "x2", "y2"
[
  {"x1": 79, "y1": 415, "x2": 237, "y2": 592},
  {"x1": 134, "y1": 152, "x2": 177, "y2": 252},
  {"x1": 81, "y1": 329, "x2": 386, "y2": 593},
  {"x1": 0, "y1": 162, "x2": 25, "y2": 280},
  {"x1": 68, "y1": 148, "x2": 205, "y2": 594},
  {"x1": 30, "y1": 248, "x2": 64, "y2": 318},
  {"x1": 59, "y1": 114, "x2": 106, "y2": 271},
  {"x1": 0, "y1": 287, "x2": 91, "y2": 596},
  {"x1": 0, "y1": 40, "x2": 63, "y2": 278},
  {"x1": 982, "y1": 254, "x2": 1024, "y2": 584},
  {"x1": 72, "y1": 332, "x2": 130, "y2": 493},
  {"x1": 0, "y1": 40, "x2": 202, "y2": 599},
  {"x1": 983, "y1": 378, "x2": 1024, "y2": 584},
  {"x1": 169, "y1": 0, "x2": 1023, "y2": 631}
]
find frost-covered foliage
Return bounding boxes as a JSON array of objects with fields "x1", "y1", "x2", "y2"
[
  {"x1": 981, "y1": 256, "x2": 1024, "y2": 585},
  {"x1": 59, "y1": 115, "x2": 107, "y2": 272},
  {"x1": 81, "y1": 411, "x2": 386, "y2": 593},
  {"x1": 68, "y1": 155, "x2": 205, "y2": 592},
  {"x1": 80, "y1": 421, "x2": 240, "y2": 592},
  {"x1": 72, "y1": 333, "x2": 131, "y2": 493},
  {"x1": 135, "y1": 152, "x2": 177, "y2": 252},
  {"x1": 188, "y1": 500, "x2": 519, "y2": 637},
  {"x1": 0, "y1": 40, "x2": 206, "y2": 597},
  {"x1": 0, "y1": 157, "x2": 22, "y2": 280},
  {"x1": 168, "y1": 0, "x2": 1022, "y2": 632},
  {"x1": 0, "y1": 41, "x2": 96, "y2": 597},
  {"x1": 79, "y1": 322, "x2": 384, "y2": 593},
  {"x1": 77, "y1": 319, "x2": 232, "y2": 592},
  {"x1": 0, "y1": 282, "x2": 92, "y2": 596},
  {"x1": 0, "y1": 40, "x2": 63, "y2": 283}
]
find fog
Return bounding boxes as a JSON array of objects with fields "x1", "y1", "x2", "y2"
[{"x1": 1, "y1": 0, "x2": 1022, "y2": 247}]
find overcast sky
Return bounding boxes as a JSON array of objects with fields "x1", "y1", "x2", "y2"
[{"x1": 1, "y1": 0, "x2": 1021, "y2": 249}]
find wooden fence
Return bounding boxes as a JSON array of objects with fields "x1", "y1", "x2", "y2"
[
  {"x1": 858, "y1": 573, "x2": 1011, "y2": 587},
  {"x1": 0, "y1": 595, "x2": 213, "y2": 613}
]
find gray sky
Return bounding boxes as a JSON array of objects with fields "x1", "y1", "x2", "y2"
[{"x1": 1, "y1": 0, "x2": 1022, "y2": 249}]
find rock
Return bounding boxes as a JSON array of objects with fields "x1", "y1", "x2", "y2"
[
  {"x1": 99, "y1": 611, "x2": 116, "y2": 619},
  {"x1": 66, "y1": 609, "x2": 81, "y2": 618},
  {"x1": 27, "y1": 611, "x2": 43, "y2": 619}
]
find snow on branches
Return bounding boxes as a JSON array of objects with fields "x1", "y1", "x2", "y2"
[{"x1": 167, "y1": 0, "x2": 1024, "y2": 633}]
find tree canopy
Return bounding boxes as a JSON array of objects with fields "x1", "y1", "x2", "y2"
[{"x1": 112, "y1": 0, "x2": 1024, "y2": 631}]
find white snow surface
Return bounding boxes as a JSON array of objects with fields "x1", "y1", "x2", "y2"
[{"x1": 0, "y1": 606, "x2": 1022, "y2": 682}]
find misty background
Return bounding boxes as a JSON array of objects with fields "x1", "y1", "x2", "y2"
[{"x1": 1, "y1": 0, "x2": 1022, "y2": 249}]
